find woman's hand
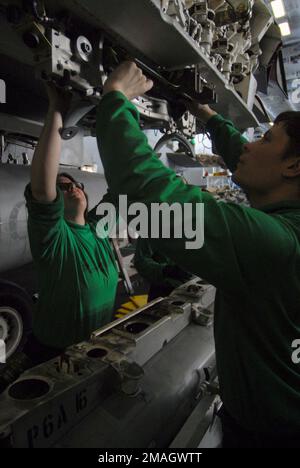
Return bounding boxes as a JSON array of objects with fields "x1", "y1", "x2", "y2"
[{"x1": 46, "y1": 82, "x2": 72, "y2": 116}]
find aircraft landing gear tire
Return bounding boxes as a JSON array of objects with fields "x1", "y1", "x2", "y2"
[{"x1": 0, "y1": 282, "x2": 33, "y2": 361}]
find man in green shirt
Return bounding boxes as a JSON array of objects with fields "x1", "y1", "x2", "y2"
[{"x1": 96, "y1": 62, "x2": 300, "y2": 448}]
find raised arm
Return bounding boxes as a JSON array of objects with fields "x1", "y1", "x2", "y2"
[
  {"x1": 31, "y1": 84, "x2": 70, "y2": 202},
  {"x1": 186, "y1": 101, "x2": 248, "y2": 173}
]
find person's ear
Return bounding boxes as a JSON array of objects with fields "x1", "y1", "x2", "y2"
[{"x1": 282, "y1": 157, "x2": 300, "y2": 179}]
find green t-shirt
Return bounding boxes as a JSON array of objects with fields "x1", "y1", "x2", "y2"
[
  {"x1": 134, "y1": 237, "x2": 191, "y2": 288},
  {"x1": 96, "y1": 91, "x2": 300, "y2": 435},
  {"x1": 25, "y1": 185, "x2": 119, "y2": 349}
]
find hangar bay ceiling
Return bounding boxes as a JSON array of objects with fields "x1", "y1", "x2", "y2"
[{"x1": 0, "y1": 0, "x2": 289, "y2": 141}]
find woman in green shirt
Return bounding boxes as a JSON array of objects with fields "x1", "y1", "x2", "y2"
[{"x1": 0, "y1": 84, "x2": 118, "y2": 393}]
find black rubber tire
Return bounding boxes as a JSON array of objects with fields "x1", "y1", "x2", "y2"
[{"x1": 0, "y1": 281, "x2": 33, "y2": 360}]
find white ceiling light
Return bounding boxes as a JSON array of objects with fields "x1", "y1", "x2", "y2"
[
  {"x1": 270, "y1": 0, "x2": 286, "y2": 19},
  {"x1": 279, "y1": 21, "x2": 291, "y2": 36}
]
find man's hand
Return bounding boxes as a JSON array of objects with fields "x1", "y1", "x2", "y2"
[
  {"x1": 184, "y1": 100, "x2": 217, "y2": 124},
  {"x1": 103, "y1": 61, "x2": 154, "y2": 100}
]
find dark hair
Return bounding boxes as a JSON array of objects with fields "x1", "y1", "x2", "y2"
[
  {"x1": 57, "y1": 172, "x2": 89, "y2": 219},
  {"x1": 274, "y1": 111, "x2": 300, "y2": 158}
]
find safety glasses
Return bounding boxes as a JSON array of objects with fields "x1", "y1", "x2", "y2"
[{"x1": 57, "y1": 181, "x2": 85, "y2": 192}]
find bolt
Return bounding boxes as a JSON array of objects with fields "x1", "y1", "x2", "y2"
[{"x1": 81, "y1": 42, "x2": 91, "y2": 54}]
